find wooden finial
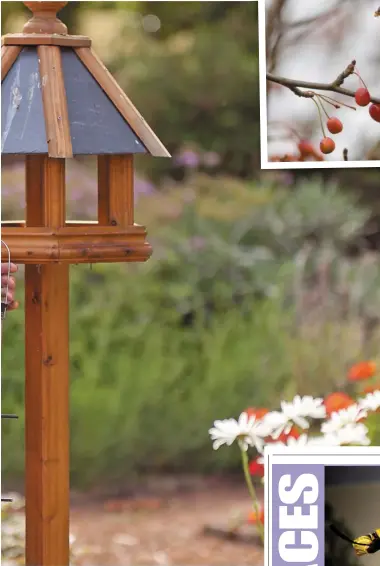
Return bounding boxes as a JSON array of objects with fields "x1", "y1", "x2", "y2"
[{"x1": 23, "y1": 2, "x2": 68, "y2": 35}]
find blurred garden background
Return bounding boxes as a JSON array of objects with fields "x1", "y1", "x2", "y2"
[{"x1": 1, "y1": 1, "x2": 380, "y2": 564}]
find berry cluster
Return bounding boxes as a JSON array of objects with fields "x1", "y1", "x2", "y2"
[
  {"x1": 355, "y1": 87, "x2": 380, "y2": 121},
  {"x1": 314, "y1": 66, "x2": 380, "y2": 156},
  {"x1": 269, "y1": 138, "x2": 324, "y2": 162}
]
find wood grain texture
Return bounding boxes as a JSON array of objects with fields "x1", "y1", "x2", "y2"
[
  {"x1": 23, "y1": 2, "x2": 68, "y2": 34},
  {"x1": 75, "y1": 47, "x2": 171, "y2": 158},
  {"x1": 98, "y1": 155, "x2": 134, "y2": 226},
  {"x1": 1, "y1": 224, "x2": 152, "y2": 264},
  {"x1": 2, "y1": 34, "x2": 91, "y2": 47},
  {"x1": 1, "y1": 45, "x2": 22, "y2": 81},
  {"x1": 25, "y1": 155, "x2": 70, "y2": 566},
  {"x1": 38, "y1": 45, "x2": 73, "y2": 158}
]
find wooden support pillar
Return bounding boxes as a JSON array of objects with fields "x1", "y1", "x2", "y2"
[
  {"x1": 25, "y1": 155, "x2": 70, "y2": 566},
  {"x1": 98, "y1": 154, "x2": 134, "y2": 227}
]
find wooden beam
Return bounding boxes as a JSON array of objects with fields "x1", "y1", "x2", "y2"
[
  {"x1": 98, "y1": 155, "x2": 134, "y2": 226},
  {"x1": 1, "y1": 224, "x2": 151, "y2": 264},
  {"x1": 75, "y1": 47, "x2": 171, "y2": 158},
  {"x1": 38, "y1": 46, "x2": 73, "y2": 158},
  {"x1": 25, "y1": 155, "x2": 70, "y2": 566},
  {"x1": 1, "y1": 45, "x2": 22, "y2": 81},
  {"x1": 2, "y1": 33, "x2": 91, "y2": 47}
]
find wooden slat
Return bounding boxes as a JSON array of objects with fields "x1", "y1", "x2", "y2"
[
  {"x1": 1, "y1": 224, "x2": 146, "y2": 234},
  {"x1": 98, "y1": 155, "x2": 134, "y2": 226},
  {"x1": 25, "y1": 155, "x2": 70, "y2": 566},
  {"x1": 1, "y1": 223, "x2": 151, "y2": 264},
  {"x1": 75, "y1": 47, "x2": 171, "y2": 158},
  {"x1": 2, "y1": 33, "x2": 91, "y2": 47},
  {"x1": 38, "y1": 46, "x2": 73, "y2": 158},
  {"x1": 1, "y1": 220, "x2": 148, "y2": 228},
  {"x1": 1, "y1": 231, "x2": 151, "y2": 264},
  {"x1": 1, "y1": 45, "x2": 22, "y2": 81}
]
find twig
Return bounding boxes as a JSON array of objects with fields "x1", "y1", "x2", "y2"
[{"x1": 267, "y1": 60, "x2": 380, "y2": 104}]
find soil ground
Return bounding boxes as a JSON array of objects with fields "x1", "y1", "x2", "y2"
[{"x1": 70, "y1": 478, "x2": 264, "y2": 566}]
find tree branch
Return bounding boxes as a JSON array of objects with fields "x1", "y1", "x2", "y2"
[{"x1": 267, "y1": 61, "x2": 380, "y2": 105}]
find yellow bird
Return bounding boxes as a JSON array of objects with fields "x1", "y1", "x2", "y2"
[{"x1": 330, "y1": 524, "x2": 380, "y2": 555}]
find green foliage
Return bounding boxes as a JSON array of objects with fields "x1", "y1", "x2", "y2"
[
  {"x1": 2, "y1": 272, "x2": 293, "y2": 487},
  {"x1": 3, "y1": 174, "x2": 380, "y2": 487}
]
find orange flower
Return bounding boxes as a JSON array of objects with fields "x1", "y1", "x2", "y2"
[
  {"x1": 348, "y1": 361, "x2": 376, "y2": 382},
  {"x1": 277, "y1": 426, "x2": 300, "y2": 443},
  {"x1": 248, "y1": 508, "x2": 264, "y2": 525},
  {"x1": 249, "y1": 458, "x2": 264, "y2": 477},
  {"x1": 245, "y1": 407, "x2": 269, "y2": 420},
  {"x1": 324, "y1": 392, "x2": 355, "y2": 416},
  {"x1": 361, "y1": 384, "x2": 380, "y2": 394}
]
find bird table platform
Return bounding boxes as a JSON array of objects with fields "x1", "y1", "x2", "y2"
[{"x1": 1, "y1": 3, "x2": 170, "y2": 565}]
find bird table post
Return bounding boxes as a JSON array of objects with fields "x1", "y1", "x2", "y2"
[{"x1": 1, "y1": 3, "x2": 170, "y2": 565}]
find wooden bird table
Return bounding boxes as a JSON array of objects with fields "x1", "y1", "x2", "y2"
[{"x1": 1, "y1": 3, "x2": 170, "y2": 565}]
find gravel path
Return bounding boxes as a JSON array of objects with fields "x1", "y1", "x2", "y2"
[{"x1": 70, "y1": 481, "x2": 264, "y2": 565}]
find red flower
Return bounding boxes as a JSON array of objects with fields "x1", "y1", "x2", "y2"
[
  {"x1": 324, "y1": 392, "x2": 355, "y2": 416},
  {"x1": 348, "y1": 361, "x2": 376, "y2": 382},
  {"x1": 244, "y1": 407, "x2": 269, "y2": 420},
  {"x1": 247, "y1": 508, "x2": 265, "y2": 525},
  {"x1": 249, "y1": 458, "x2": 264, "y2": 477}
]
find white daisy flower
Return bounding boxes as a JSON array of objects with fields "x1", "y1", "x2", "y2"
[
  {"x1": 261, "y1": 410, "x2": 289, "y2": 438},
  {"x1": 264, "y1": 396, "x2": 326, "y2": 439},
  {"x1": 209, "y1": 412, "x2": 267, "y2": 451},
  {"x1": 334, "y1": 423, "x2": 371, "y2": 446},
  {"x1": 358, "y1": 390, "x2": 380, "y2": 412},
  {"x1": 248, "y1": 418, "x2": 275, "y2": 453},
  {"x1": 257, "y1": 440, "x2": 286, "y2": 464},
  {"x1": 321, "y1": 404, "x2": 367, "y2": 435},
  {"x1": 307, "y1": 434, "x2": 340, "y2": 447},
  {"x1": 286, "y1": 433, "x2": 309, "y2": 447}
]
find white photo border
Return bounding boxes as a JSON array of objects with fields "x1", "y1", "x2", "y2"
[
  {"x1": 264, "y1": 446, "x2": 380, "y2": 566},
  {"x1": 258, "y1": 0, "x2": 380, "y2": 170}
]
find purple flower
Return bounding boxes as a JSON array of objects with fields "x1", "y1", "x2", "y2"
[
  {"x1": 174, "y1": 150, "x2": 200, "y2": 169},
  {"x1": 135, "y1": 178, "x2": 156, "y2": 198}
]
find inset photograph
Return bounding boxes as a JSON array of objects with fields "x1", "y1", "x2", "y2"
[
  {"x1": 326, "y1": 465, "x2": 380, "y2": 566},
  {"x1": 260, "y1": 0, "x2": 380, "y2": 168}
]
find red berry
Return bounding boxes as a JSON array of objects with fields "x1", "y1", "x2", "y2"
[
  {"x1": 298, "y1": 140, "x2": 315, "y2": 156},
  {"x1": 369, "y1": 103, "x2": 380, "y2": 123},
  {"x1": 320, "y1": 137, "x2": 335, "y2": 154},
  {"x1": 327, "y1": 117, "x2": 343, "y2": 134},
  {"x1": 355, "y1": 87, "x2": 371, "y2": 106}
]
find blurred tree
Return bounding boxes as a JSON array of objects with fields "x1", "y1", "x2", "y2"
[{"x1": 108, "y1": 2, "x2": 259, "y2": 180}]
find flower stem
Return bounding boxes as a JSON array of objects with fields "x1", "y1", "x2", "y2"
[{"x1": 241, "y1": 449, "x2": 264, "y2": 544}]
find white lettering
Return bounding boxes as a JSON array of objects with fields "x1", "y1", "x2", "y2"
[
  {"x1": 278, "y1": 473, "x2": 319, "y2": 505},
  {"x1": 278, "y1": 531, "x2": 319, "y2": 562},
  {"x1": 279, "y1": 505, "x2": 318, "y2": 530}
]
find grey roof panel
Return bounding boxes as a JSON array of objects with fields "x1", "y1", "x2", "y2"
[
  {"x1": 61, "y1": 48, "x2": 147, "y2": 155},
  {"x1": 1, "y1": 47, "x2": 48, "y2": 154}
]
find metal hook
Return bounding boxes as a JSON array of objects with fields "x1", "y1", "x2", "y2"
[{"x1": 1, "y1": 240, "x2": 11, "y2": 321}]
